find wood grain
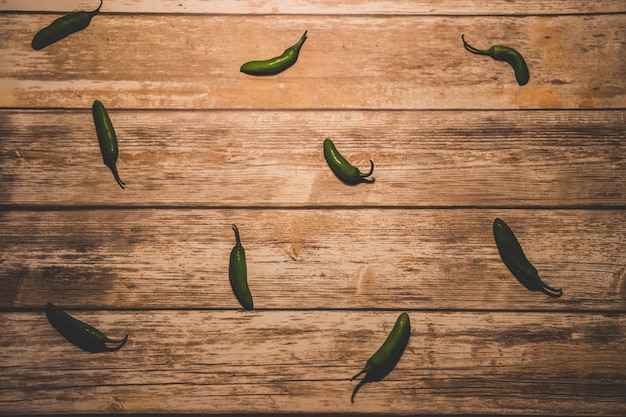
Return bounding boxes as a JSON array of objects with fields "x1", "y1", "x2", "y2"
[
  {"x1": 1, "y1": 209, "x2": 624, "y2": 311},
  {"x1": 0, "y1": 2, "x2": 624, "y2": 416},
  {"x1": 1, "y1": 0, "x2": 625, "y2": 15},
  {"x1": 1, "y1": 110, "x2": 624, "y2": 207},
  {"x1": 1, "y1": 14, "x2": 624, "y2": 109},
  {"x1": 1, "y1": 310, "x2": 624, "y2": 415}
]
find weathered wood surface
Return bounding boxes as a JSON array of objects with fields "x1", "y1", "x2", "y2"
[
  {"x1": 0, "y1": 14, "x2": 624, "y2": 109},
  {"x1": 2, "y1": 0, "x2": 626, "y2": 15},
  {"x1": 0, "y1": 1, "x2": 625, "y2": 416},
  {"x1": 1, "y1": 110, "x2": 624, "y2": 207},
  {"x1": 1, "y1": 209, "x2": 625, "y2": 311},
  {"x1": 1, "y1": 311, "x2": 625, "y2": 415}
]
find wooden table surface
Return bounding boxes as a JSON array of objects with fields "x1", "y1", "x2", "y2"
[{"x1": 1, "y1": 1, "x2": 625, "y2": 415}]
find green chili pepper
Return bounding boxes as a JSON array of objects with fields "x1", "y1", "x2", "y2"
[
  {"x1": 31, "y1": 0, "x2": 103, "y2": 50},
  {"x1": 240, "y1": 31, "x2": 307, "y2": 76},
  {"x1": 92, "y1": 100, "x2": 125, "y2": 189},
  {"x1": 229, "y1": 224, "x2": 253, "y2": 310},
  {"x1": 351, "y1": 312, "x2": 410, "y2": 403},
  {"x1": 493, "y1": 218, "x2": 562, "y2": 297},
  {"x1": 46, "y1": 302, "x2": 128, "y2": 353},
  {"x1": 461, "y1": 34, "x2": 529, "y2": 86},
  {"x1": 323, "y1": 138, "x2": 374, "y2": 184}
]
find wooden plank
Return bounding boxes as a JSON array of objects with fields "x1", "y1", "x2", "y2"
[
  {"x1": 1, "y1": 15, "x2": 624, "y2": 109},
  {"x1": 1, "y1": 208, "x2": 624, "y2": 311},
  {"x1": 1, "y1": 110, "x2": 624, "y2": 207},
  {"x1": 0, "y1": 310, "x2": 624, "y2": 415},
  {"x1": 1, "y1": 4, "x2": 624, "y2": 416},
  {"x1": 1, "y1": 0, "x2": 624, "y2": 15}
]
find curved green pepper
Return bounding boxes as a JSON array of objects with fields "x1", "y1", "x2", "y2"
[
  {"x1": 462, "y1": 34, "x2": 529, "y2": 86},
  {"x1": 493, "y1": 218, "x2": 562, "y2": 297},
  {"x1": 351, "y1": 312, "x2": 410, "y2": 402},
  {"x1": 229, "y1": 224, "x2": 253, "y2": 310},
  {"x1": 323, "y1": 138, "x2": 374, "y2": 184},
  {"x1": 46, "y1": 302, "x2": 128, "y2": 353},
  {"x1": 240, "y1": 31, "x2": 307, "y2": 76},
  {"x1": 92, "y1": 100, "x2": 125, "y2": 189},
  {"x1": 32, "y1": 0, "x2": 103, "y2": 50}
]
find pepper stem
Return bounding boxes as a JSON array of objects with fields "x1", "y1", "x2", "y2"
[
  {"x1": 350, "y1": 368, "x2": 366, "y2": 381},
  {"x1": 89, "y1": 0, "x2": 104, "y2": 17},
  {"x1": 104, "y1": 334, "x2": 128, "y2": 352},
  {"x1": 232, "y1": 224, "x2": 241, "y2": 247},
  {"x1": 350, "y1": 378, "x2": 367, "y2": 403},
  {"x1": 108, "y1": 164, "x2": 125, "y2": 189},
  {"x1": 360, "y1": 160, "x2": 374, "y2": 178},
  {"x1": 540, "y1": 282, "x2": 563, "y2": 298},
  {"x1": 294, "y1": 30, "x2": 308, "y2": 51},
  {"x1": 461, "y1": 34, "x2": 489, "y2": 56}
]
